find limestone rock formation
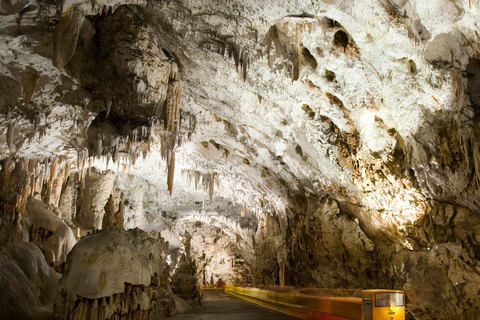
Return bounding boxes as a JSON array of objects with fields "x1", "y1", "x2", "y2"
[
  {"x1": 102, "y1": 192, "x2": 125, "y2": 230},
  {"x1": 75, "y1": 168, "x2": 115, "y2": 229},
  {"x1": 0, "y1": 242, "x2": 60, "y2": 320},
  {"x1": 191, "y1": 229, "x2": 253, "y2": 286},
  {"x1": 170, "y1": 231, "x2": 203, "y2": 307},
  {"x1": 56, "y1": 228, "x2": 175, "y2": 319},
  {"x1": 23, "y1": 197, "x2": 77, "y2": 269}
]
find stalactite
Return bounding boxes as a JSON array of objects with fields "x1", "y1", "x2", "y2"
[
  {"x1": 106, "y1": 99, "x2": 112, "y2": 118},
  {"x1": 167, "y1": 151, "x2": 175, "y2": 196},
  {"x1": 77, "y1": 150, "x2": 84, "y2": 182},
  {"x1": 14, "y1": 160, "x2": 30, "y2": 221},
  {"x1": 71, "y1": 172, "x2": 81, "y2": 223},
  {"x1": 208, "y1": 172, "x2": 215, "y2": 203},
  {"x1": 122, "y1": 164, "x2": 127, "y2": 177},
  {"x1": 44, "y1": 157, "x2": 58, "y2": 205},
  {"x1": 165, "y1": 80, "x2": 181, "y2": 132},
  {"x1": 194, "y1": 171, "x2": 200, "y2": 191},
  {"x1": 52, "y1": 161, "x2": 68, "y2": 208},
  {"x1": 7, "y1": 122, "x2": 14, "y2": 152},
  {"x1": 37, "y1": 165, "x2": 45, "y2": 196},
  {"x1": 292, "y1": 24, "x2": 301, "y2": 81},
  {"x1": 242, "y1": 51, "x2": 249, "y2": 81}
]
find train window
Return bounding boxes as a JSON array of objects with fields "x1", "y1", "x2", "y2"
[
  {"x1": 375, "y1": 292, "x2": 404, "y2": 307},
  {"x1": 363, "y1": 293, "x2": 372, "y2": 300}
]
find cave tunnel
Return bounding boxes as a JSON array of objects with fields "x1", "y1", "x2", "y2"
[{"x1": 1, "y1": 1, "x2": 480, "y2": 320}]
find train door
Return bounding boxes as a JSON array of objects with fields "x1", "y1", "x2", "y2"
[{"x1": 362, "y1": 292, "x2": 372, "y2": 320}]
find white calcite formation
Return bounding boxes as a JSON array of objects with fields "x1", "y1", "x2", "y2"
[
  {"x1": 23, "y1": 197, "x2": 77, "y2": 269},
  {"x1": 1, "y1": 0, "x2": 480, "y2": 319},
  {"x1": 57, "y1": 228, "x2": 174, "y2": 319},
  {"x1": 190, "y1": 225, "x2": 254, "y2": 285},
  {"x1": 75, "y1": 168, "x2": 115, "y2": 229}
]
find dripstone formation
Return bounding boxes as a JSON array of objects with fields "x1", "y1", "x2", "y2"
[{"x1": 56, "y1": 229, "x2": 175, "y2": 319}]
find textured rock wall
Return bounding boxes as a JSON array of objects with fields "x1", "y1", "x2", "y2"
[
  {"x1": 190, "y1": 227, "x2": 253, "y2": 285},
  {"x1": 270, "y1": 195, "x2": 480, "y2": 320}
]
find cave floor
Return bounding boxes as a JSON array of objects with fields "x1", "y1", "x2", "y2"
[{"x1": 165, "y1": 291, "x2": 298, "y2": 319}]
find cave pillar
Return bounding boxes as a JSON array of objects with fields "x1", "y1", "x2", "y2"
[
  {"x1": 75, "y1": 169, "x2": 114, "y2": 230},
  {"x1": 278, "y1": 260, "x2": 285, "y2": 287}
]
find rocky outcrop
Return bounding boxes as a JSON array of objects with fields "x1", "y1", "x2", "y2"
[
  {"x1": 56, "y1": 228, "x2": 175, "y2": 319},
  {"x1": 0, "y1": 242, "x2": 60, "y2": 320}
]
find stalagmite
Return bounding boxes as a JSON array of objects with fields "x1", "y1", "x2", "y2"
[
  {"x1": 76, "y1": 168, "x2": 115, "y2": 230},
  {"x1": 102, "y1": 193, "x2": 116, "y2": 230},
  {"x1": 171, "y1": 230, "x2": 202, "y2": 307},
  {"x1": 57, "y1": 229, "x2": 175, "y2": 319}
]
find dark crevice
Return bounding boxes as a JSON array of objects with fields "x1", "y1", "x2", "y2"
[{"x1": 333, "y1": 30, "x2": 348, "y2": 49}]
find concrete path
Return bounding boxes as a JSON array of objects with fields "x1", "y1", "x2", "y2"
[{"x1": 167, "y1": 291, "x2": 298, "y2": 320}]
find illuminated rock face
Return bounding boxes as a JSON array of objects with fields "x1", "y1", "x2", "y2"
[
  {"x1": 1, "y1": 0, "x2": 480, "y2": 319},
  {"x1": 57, "y1": 229, "x2": 174, "y2": 319}
]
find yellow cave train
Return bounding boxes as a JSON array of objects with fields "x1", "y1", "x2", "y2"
[
  {"x1": 220, "y1": 285, "x2": 406, "y2": 320},
  {"x1": 361, "y1": 290, "x2": 405, "y2": 320}
]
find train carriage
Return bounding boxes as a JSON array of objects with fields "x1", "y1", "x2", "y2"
[
  {"x1": 362, "y1": 290, "x2": 405, "y2": 320},
  {"x1": 222, "y1": 285, "x2": 405, "y2": 320}
]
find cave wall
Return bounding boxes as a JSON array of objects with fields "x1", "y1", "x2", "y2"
[{"x1": 274, "y1": 195, "x2": 480, "y2": 320}]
